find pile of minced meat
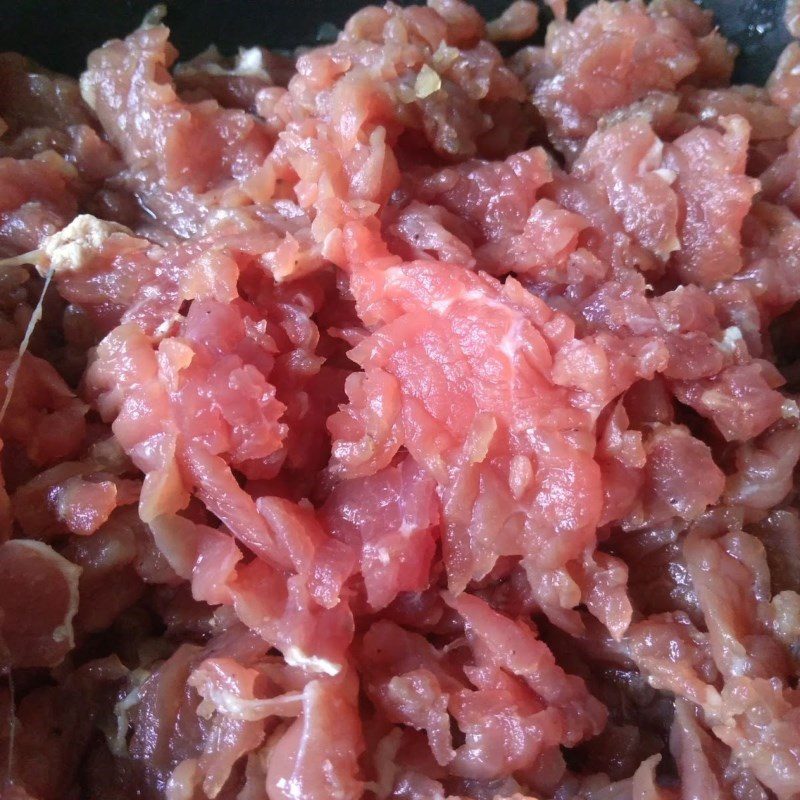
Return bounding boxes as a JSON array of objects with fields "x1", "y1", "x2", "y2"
[{"x1": 2, "y1": 1, "x2": 800, "y2": 798}]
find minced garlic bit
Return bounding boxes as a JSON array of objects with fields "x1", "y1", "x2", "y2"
[{"x1": 415, "y1": 64, "x2": 442, "y2": 99}]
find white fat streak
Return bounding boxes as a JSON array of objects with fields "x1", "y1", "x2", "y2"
[
  {"x1": 509, "y1": 454, "x2": 533, "y2": 499},
  {"x1": 716, "y1": 325, "x2": 743, "y2": 355},
  {"x1": 370, "y1": 728, "x2": 403, "y2": 800},
  {"x1": 40, "y1": 214, "x2": 133, "y2": 276},
  {"x1": 110, "y1": 673, "x2": 147, "y2": 757},
  {"x1": 0, "y1": 264, "x2": 53, "y2": 424},
  {"x1": 432, "y1": 42, "x2": 460, "y2": 69},
  {"x1": 699, "y1": 389, "x2": 734, "y2": 410},
  {"x1": 398, "y1": 520, "x2": 416, "y2": 538},
  {"x1": 275, "y1": 777, "x2": 305, "y2": 799},
  {"x1": 430, "y1": 296, "x2": 455, "y2": 314},
  {"x1": 386, "y1": 270, "x2": 489, "y2": 316},
  {"x1": 430, "y1": 288, "x2": 485, "y2": 315},
  {"x1": 653, "y1": 167, "x2": 676, "y2": 185},
  {"x1": 283, "y1": 646, "x2": 342, "y2": 676},
  {"x1": 183, "y1": 46, "x2": 269, "y2": 79},
  {"x1": 383, "y1": 266, "x2": 405, "y2": 287},
  {"x1": 235, "y1": 47, "x2": 267, "y2": 76},
  {"x1": 728, "y1": 652, "x2": 752, "y2": 678},
  {"x1": 499, "y1": 318, "x2": 524, "y2": 362},
  {"x1": 196, "y1": 684, "x2": 303, "y2": 721},
  {"x1": 642, "y1": 137, "x2": 664, "y2": 175},
  {"x1": 0, "y1": 215, "x2": 137, "y2": 422},
  {"x1": 782, "y1": 399, "x2": 800, "y2": 421},
  {"x1": 79, "y1": 72, "x2": 96, "y2": 109},
  {"x1": 154, "y1": 313, "x2": 183, "y2": 338}
]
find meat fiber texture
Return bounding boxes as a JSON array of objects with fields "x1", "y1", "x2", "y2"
[{"x1": 2, "y1": 0, "x2": 800, "y2": 798}]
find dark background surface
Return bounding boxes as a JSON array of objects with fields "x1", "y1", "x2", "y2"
[{"x1": 0, "y1": 0, "x2": 790, "y2": 85}]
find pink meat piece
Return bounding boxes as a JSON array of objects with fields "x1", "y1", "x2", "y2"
[
  {"x1": 374, "y1": 668, "x2": 456, "y2": 767},
  {"x1": 682, "y1": 86, "x2": 793, "y2": 146},
  {"x1": 713, "y1": 678, "x2": 800, "y2": 800},
  {"x1": 0, "y1": 54, "x2": 122, "y2": 211},
  {"x1": 0, "y1": 155, "x2": 78, "y2": 255},
  {"x1": 622, "y1": 423, "x2": 724, "y2": 528},
  {"x1": 627, "y1": 612, "x2": 720, "y2": 710},
  {"x1": 489, "y1": 198, "x2": 587, "y2": 281},
  {"x1": 188, "y1": 657, "x2": 304, "y2": 721},
  {"x1": 768, "y1": 44, "x2": 800, "y2": 126},
  {"x1": 385, "y1": 200, "x2": 478, "y2": 268},
  {"x1": 0, "y1": 53, "x2": 95, "y2": 139},
  {"x1": 85, "y1": 304, "x2": 285, "y2": 528},
  {"x1": 52, "y1": 475, "x2": 125, "y2": 535},
  {"x1": 406, "y1": 148, "x2": 597, "y2": 280},
  {"x1": 0, "y1": 539, "x2": 80, "y2": 668},
  {"x1": 0, "y1": 351, "x2": 87, "y2": 466},
  {"x1": 5, "y1": 658, "x2": 128, "y2": 800},
  {"x1": 671, "y1": 362, "x2": 785, "y2": 442},
  {"x1": 255, "y1": 495, "x2": 355, "y2": 609},
  {"x1": 545, "y1": 170, "x2": 661, "y2": 274},
  {"x1": 573, "y1": 117, "x2": 679, "y2": 260},
  {"x1": 445, "y1": 592, "x2": 607, "y2": 745},
  {"x1": 683, "y1": 525, "x2": 787, "y2": 682},
  {"x1": 45, "y1": 213, "x2": 332, "y2": 337},
  {"x1": 595, "y1": 399, "x2": 647, "y2": 526},
  {"x1": 751, "y1": 509, "x2": 800, "y2": 595},
  {"x1": 149, "y1": 514, "x2": 242, "y2": 606},
  {"x1": 80, "y1": 25, "x2": 274, "y2": 236},
  {"x1": 257, "y1": 0, "x2": 533, "y2": 264},
  {"x1": 85, "y1": 302, "x2": 357, "y2": 667},
  {"x1": 265, "y1": 671, "x2": 364, "y2": 800},
  {"x1": 416, "y1": 147, "x2": 553, "y2": 247},
  {"x1": 360, "y1": 619, "x2": 463, "y2": 688},
  {"x1": 664, "y1": 116, "x2": 759, "y2": 286},
  {"x1": 649, "y1": 0, "x2": 714, "y2": 36},
  {"x1": 670, "y1": 697, "x2": 768, "y2": 800},
  {"x1": 0, "y1": 52, "x2": 121, "y2": 182},
  {"x1": 228, "y1": 556, "x2": 354, "y2": 674},
  {"x1": 734, "y1": 202, "x2": 800, "y2": 330},
  {"x1": 447, "y1": 675, "x2": 566, "y2": 780},
  {"x1": 321, "y1": 456, "x2": 439, "y2": 609},
  {"x1": 61, "y1": 511, "x2": 144, "y2": 634},
  {"x1": 12, "y1": 460, "x2": 138, "y2": 538},
  {"x1": 531, "y1": 0, "x2": 700, "y2": 157},
  {"x1": 725, "y1": 427, "x2": 800, "y2": 512},
  {"x1": 127, "y1": 638, "x2": 268, "y2": 797},
  {"x1": 333, "y1": 234, "x2": 622, "y2": 622},
  {"x1": 360, "y1": 598, "x2": 605, "y2": 784}
]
